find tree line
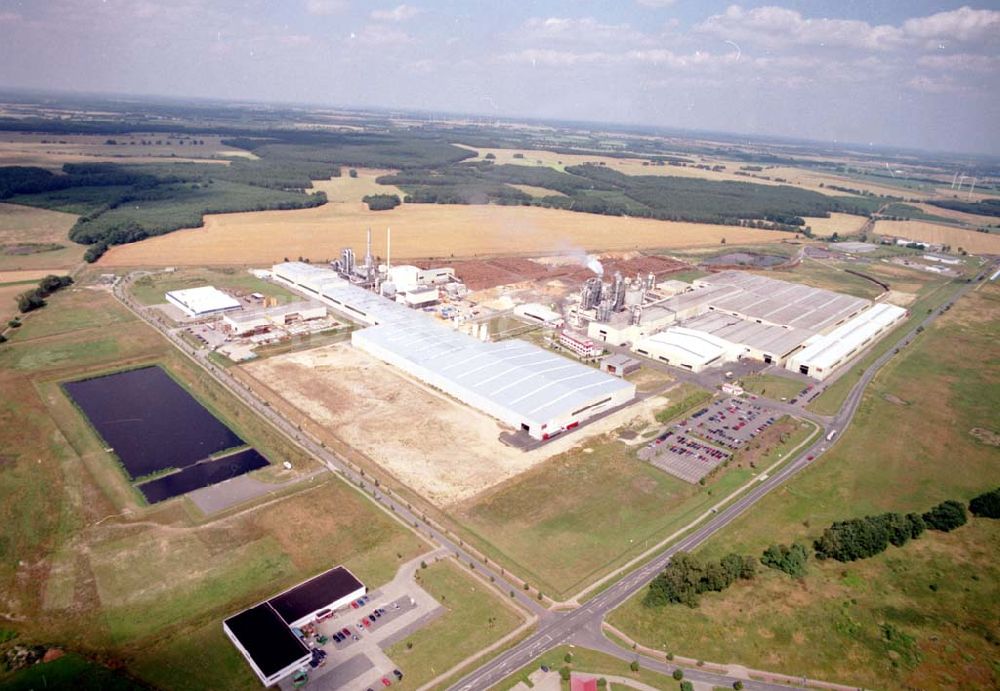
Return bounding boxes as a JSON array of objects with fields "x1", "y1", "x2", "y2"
[
  {"x1": 645, "y1": 488, "x2": 999, "y2": 608},
  {"x1": 15, "y1": 274, "x2": 74, "y2": 314}
]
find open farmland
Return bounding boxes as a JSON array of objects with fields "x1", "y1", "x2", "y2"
[
  {"x1": 610, "y1": 283, "x2": 1000, "y2": 690},
  {"x1": 0, "y1": 132, "x2": 251, "y2": 169},
  {"x1": 308, "y1": 167, "x2": 403, "y2": 202},
  {"x1": 0, "y1": 202, "x2": 83, "y2": 270},
  {"x1": 99, "y1": 201, "x2": 789, "y2": 267},
  {"x1": 802, "y1": 212, "x2": 869, "y2": 236},
  {"x1": 875, "y1": 219, "x2": 1000, "y2": 254}
]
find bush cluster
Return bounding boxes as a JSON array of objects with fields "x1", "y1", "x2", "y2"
[
  {"x1": 362, "y1": 193, "x2": 402, "y2": 211},
  {"x1": 760, "y1": 542, "x2": 809, "y2": 577},
  {"x1": 922, "y1": 500, "x2": 967, "y2": 532},
  {"x1": 16, "y1": 274, "x2": 73, "y2": 314},
  {"x1": 814, "y1": 512, "x2": 925, "y2": 562},
  {"x1": 969, "y1": 487, "x2": 1000, "y2": 518},
  {"x1": 644, "y1": 552, "x2": 756, "y2": 608}
]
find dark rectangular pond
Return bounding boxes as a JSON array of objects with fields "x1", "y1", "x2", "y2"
[
  {"x1": 137, "y1": 448, "x2": 270, "y2": 504},
  {"x1": 63, "y1": 365, "x2": 245, "y2": 479}
]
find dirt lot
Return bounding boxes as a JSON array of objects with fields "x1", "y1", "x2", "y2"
[
  {"x1": 875, "y1": 219, "x2": 1000, "y2": 254},
  {"x1": 241, "y1": 342, "x2": 668, "y2": 506},
  {"x1": 98, "y1": 201, "x2": 788, "y2": 267},
  {"x1": 426, "y1": 252, "x2": 688, "y2": 290}
]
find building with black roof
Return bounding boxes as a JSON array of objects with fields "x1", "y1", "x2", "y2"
[{"x1": 222, "y1": 565, "x2": 366, "y2": 686}]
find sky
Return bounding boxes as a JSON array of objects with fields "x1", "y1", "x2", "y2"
[{"x1": 1, "y1": 1, "x2": 998, "y2": 155}]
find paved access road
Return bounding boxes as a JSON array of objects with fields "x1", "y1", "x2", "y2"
[{"x1": 448, "y1": 273, "x2": 985, "y2": 691}]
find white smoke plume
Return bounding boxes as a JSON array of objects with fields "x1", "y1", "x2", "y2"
[{"x1": 586, "y1": 255, "x2": 604, "y2": 276}]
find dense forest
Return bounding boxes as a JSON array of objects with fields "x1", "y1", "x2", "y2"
[
  {"x1": 378, "y1": 160, "x2": 882, "y2": 229},
  {"x1": 927, "y1": 198, "x2": 1000, "y2": 218}
]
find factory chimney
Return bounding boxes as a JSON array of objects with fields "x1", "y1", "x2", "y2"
[
  {"x1": 365, "y1": 227, "x2": 373, "y2": 270},
  {"x1": 386, "y1": 227, "x2": 392, "y2": 274}
]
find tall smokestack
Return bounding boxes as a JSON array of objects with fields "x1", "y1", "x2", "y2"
[
  {"x1": 386, "y1": 226, "x2": 391, "y2": 274},
  {"x1": 366, "y1": 227, "x2": 372, "y2": 268}
]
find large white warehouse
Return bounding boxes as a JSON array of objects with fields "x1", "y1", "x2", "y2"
[
  {"x1": 786, "y1": 302, "x2": 906, "y2": 380},
  {"x1": 272, "y1": 262, "x2": 635, "y2": 440}
]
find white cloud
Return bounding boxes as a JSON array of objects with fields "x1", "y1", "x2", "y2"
[
  {"x1": 305, "y1": 0, "x2": 348, "y2": 16},
  {"x1": 371, "y1": 4, "x2": 420, "y2": 22},
  {"x1": 636, "y1": 0, "x2": 676, "y2": 7},
  {"x1": 353, "y1": 24, "x2": 412, "y2": 46},
  {"x1": 907, "y1": 75, "x2": 971, "y2": 94},
  {"x1": 501, "y1": 48, "x2": 609, "y2": 67},
  {"x1": 902, "y1": 6, "x2": 1000, "y2": 42},
  {"x1": 695, "y1": 5, "x2": 904, "y2": 51},
  {"x1": 917, "y1": 52, "x2": 1000, "y2": 73},
  {"x1": 520, "y1": 17, "x2": 647, "y2": 44}
]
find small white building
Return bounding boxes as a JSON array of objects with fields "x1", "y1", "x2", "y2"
[
  {"x1": 401, "y1": 286, "x2": 439, "y2": 307},
  {"x1": 165, "y1": 286, "x2": 241, "y2": 317},
  {"x1": 222, "y1": 302, "x2": 327, "y2": 336}
]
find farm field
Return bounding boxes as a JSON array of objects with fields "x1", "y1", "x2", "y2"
[
  {"x1": 875, "y1": 219, "x2": 1000, "y2": 254},
  {"x1": 0, "y1": 282, "x2": 429, "y2": 690},
  {"x1": 0, "y1": 202, "x2": 83, "y2": 270},
  {"x1": 98, "y1": 201, "x2": 789, "y2": 267},
  {"x1": 0, "y1": 132, "x2": 251, "y2": 169},
  {"x1": 308, "y1": 167, "x2": 403, "y2": 202},
  {"x1": 128, "y1": 266, "x2": 298, "y2": 306},
  {"x1": 609, "y1": 283, "x2": 1000, "y2": 690},
  {"x1": 913, "y1": 201, "x2": 1000, "y2": 227},
  {"x1": 802, "y1": 212, "x2": 868, "y2": 236},
  {"x1": 384, "y1": 558, "x2": 524, "y2": 690}
]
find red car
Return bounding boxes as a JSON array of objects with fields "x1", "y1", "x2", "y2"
[
  {"x1": 341, "y1": 628, "x2": 351, "y2": 637},
  {"x1": 807, "y1": 455, "x2": 815, "y2": 461},
  {"x1": 381, "y1": 677, "x2": 392, "y2": 687}
]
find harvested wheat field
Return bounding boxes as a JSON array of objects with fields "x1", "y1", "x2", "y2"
[
  {"x1": 803, "y1": 213, "x2": 868, "y2": 236},
  {"x1": 0, "y1": 133, "x2": 248, "y2": 168},
  {"x1": 875, "y1": 219, "x2": 1000, "y2": 254},
  {"x1": 913, "y1": 202, "x2": 995, "y2": 227},
  {"x1": 241, "y1": 342, "x2": 668, "y2": 506},
  {"x1": 308, "y1": 168, "x2": 403, "y2": 202},
  {"x1": 100, "y1": 202, "x2": 786, "y2": 267}
]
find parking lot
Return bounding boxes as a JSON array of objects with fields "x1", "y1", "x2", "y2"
[
  {"x1": 690, "y1": 397, "x2": 778, "y2": 449},
  {"x1": 278, "y1": 554, "x2": 446, "y2": 691},
  {"x1": 639, "y1": 397, "x2": 779, "y2": 483}
]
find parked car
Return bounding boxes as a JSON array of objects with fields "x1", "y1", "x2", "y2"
[
  {"x1": 393, "y1": 669, "x2": 403, "y2": 680},
  {"x1": 381, "y1": 677, "x2": 392, "y2": 686}
]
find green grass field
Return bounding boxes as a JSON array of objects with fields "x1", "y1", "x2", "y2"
[
  {"x1": 609, "y1": 283, "x2": 1000, "y2": 689},
  {"x1": 384, "y1": 559, "x2": 523, "y2": 689},
  {"x1": 739, "y1": 373, "x2": 807, "y2": 402},
  {"x1": 0, "y1": 652, "x2": 146, "y2": 690},
  {"x1": 455, "y1": 432, "x2": 754, "y2": 601},
  {"x1": 0, "y1": 281, "x2": 432, "y2": 690},
  {"x1": 129, "y1": 266, "x2": 297, "y2": 306},
  {"x1": 808, "y1": 277, "x2": 959, "y2": 416}
]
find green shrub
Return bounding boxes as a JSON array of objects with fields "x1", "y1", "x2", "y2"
[
  {"x1": 969, "y1": 487, "x2": 1000, "y2": 518},
  {"x1": 923, "y1": 500, "x2": 967, "y2": 532}
]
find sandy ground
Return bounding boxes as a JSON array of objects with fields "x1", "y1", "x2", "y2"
[
  {"x1": 242, "y1": 342, "x2": 669, "y2": 506},
  {"x1": 308, "y1": 168, "x2": 403, "y2": 202},
  {"x1": 874, "y1": 219, "x2": 1000, "y2": 254},
  {"x1": 803, "y1": 213, "x2": 868, "y2": 236},
  {"x1": 883, "y1": 289, "x2": 918, "y2": 307},
  {"x1": 99, "y1": 201, "x2": 787, "y2": 267}
]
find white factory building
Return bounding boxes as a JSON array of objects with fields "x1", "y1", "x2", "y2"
[
  {"x1": 165, "y1": 286, "x2": 241, "y2": 317},
  {"x1": 222, "y1": 301, "x2": 327, "y2": 336},
  {"x1": 582, "y1": 270, "x2": 907, "y2": 381},
  {"x1": 272, "y1": 262, "x2": 635, "y2": 440}
]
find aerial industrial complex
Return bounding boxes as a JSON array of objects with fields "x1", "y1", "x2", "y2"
[
  {"x1": 272, "y1": 261, "x2": 636, "y2": 440},
  {"x1": 580, "y1": 269, "x2": 906, "y2": 380}
]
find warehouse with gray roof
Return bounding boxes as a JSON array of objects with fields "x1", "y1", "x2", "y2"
[{"x1": 272, "y1": 262, "x2": 635, "y2": 440}]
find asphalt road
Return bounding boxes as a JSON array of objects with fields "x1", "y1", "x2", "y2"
[{"x1": 113, "y1": 267, "x2": 986, "y2": 691}]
